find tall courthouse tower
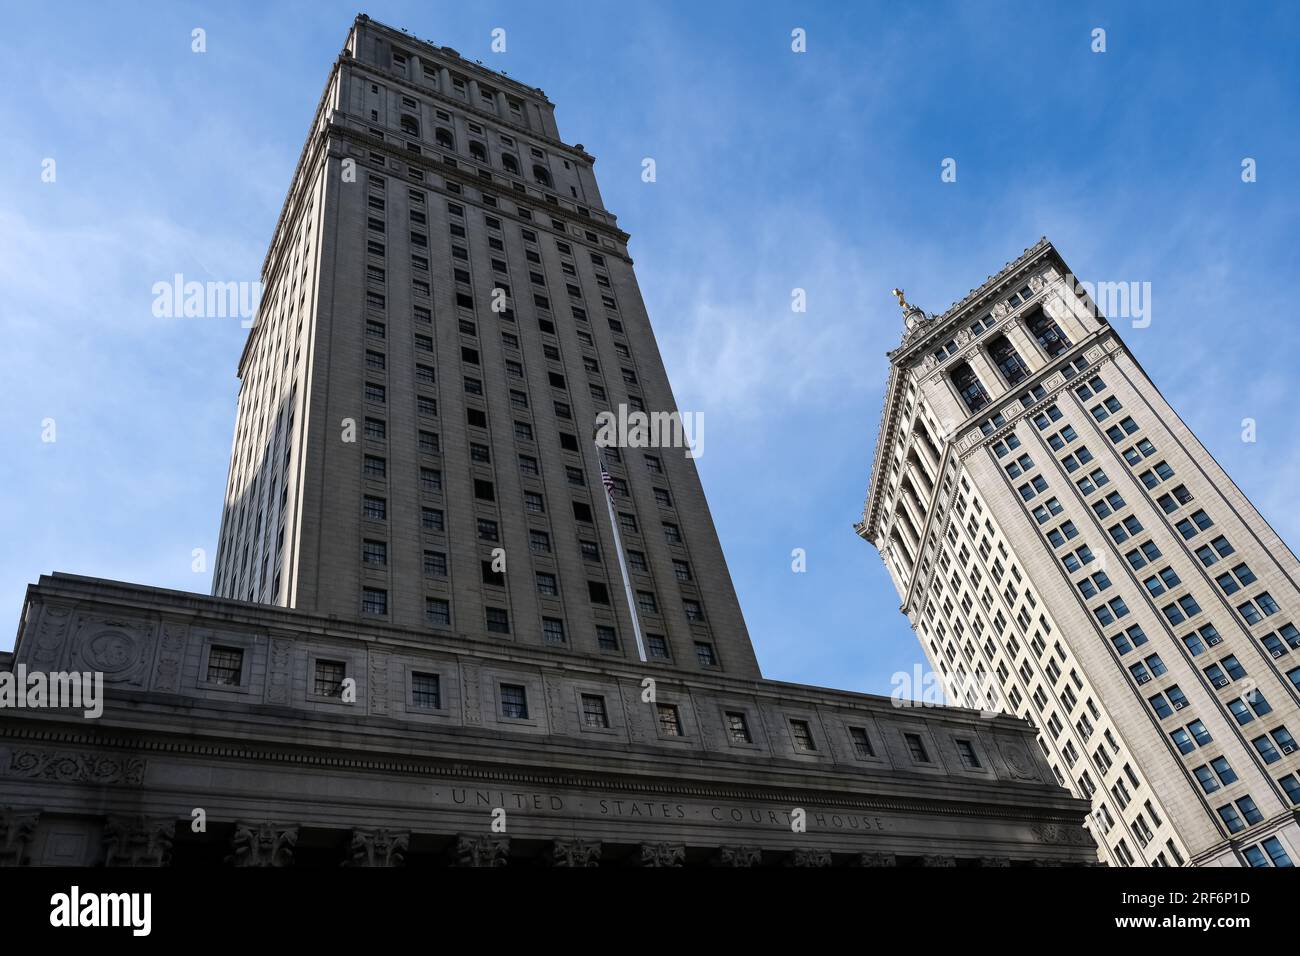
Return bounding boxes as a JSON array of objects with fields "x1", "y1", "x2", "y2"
[{"x1": 211, "y1": 16, "x2": 757, "y2": 676}]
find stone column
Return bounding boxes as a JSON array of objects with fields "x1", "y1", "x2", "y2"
[
  {"x1": 787, "y1": 848, "x2": 833, "y2": 867},
  {"x1": 633, "y1": 842, "x2": 685, "y2": 867},
  {"x1": 226, "y1": 821, "x2": 299, "y2": 867},
  {"x1": 547, "y1": 838, "x2": 601, "y2": 867},
  {"x1": 344, "y1": 828, "x2": 409, "y2": 867},
  {"x1": 495, "y1": 90, "x2": 510, "y2": 120},
  {"x1": 439, "y1": 67, "x2": 452, "y2": 95},
  {"x1": 0, "y1": 809, "x2": 39, "y2": 867},
  {"x1": 712, "y1": 846, "x2": 762, "y2": 867},
  {"x1": 103, "y1": 815, "x2": 175, "y2": 867},
  {"x1": 451, "y1": 833, "x2": 509, "y2": 867}
]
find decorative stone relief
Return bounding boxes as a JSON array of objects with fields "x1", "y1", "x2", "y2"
[
  {"x1": 992, "y1": 300, "x2": 1010, "y2": 317},
  {"x1": 1028, "y1": 274, "x2": 1045, "y2": 292},
  {"x1": 999, "y1": 740, "x2": 1038, "y2": 780},
  {"x1": 6, "y1": 750, "x2": 145, "y2": 786},
  {"x1": 979, "y1": 857, "x2": 1011, "y2": 867},
  {"x1": 345, "y1": 828, "x2": 408, "y2": 867},
  {"x1": 368, "y1": 652, "x2": 390, "y2": 716},
  {"x1": 788, "y1": 848, "x2": 833, "y2": 868},
  {"x1": 1031, "y1": 822, "x2": 1094, "y2": 847},
  {"x1": 227, "y1": 821, "x2": 299, "y2": 867},
  {"x1": 103, "y1": 815, "x2": 175, "y2": 867},
  {"x1": 30, "y1": 604, "x2": 73, "y2": 669},
  {"x1": 452, "y1": 834, "x2": 508, "y2": 867},
  {"x1": 854, "y1": 852, "x2": 897, "y2": 867},
  {"x1": 921, "y1": 854, "x2": 957, "y2": 867},
  {"x1": 1084, "y1": 344, "x2": 1105, "y2": 363},
  {"x1": 0, "y1": 809, "x2": 39, "y2": 867},
  {"x1": 634, "y1": 843, "x2": 685, "y2": 867},
  {"x1": 713, "y1": 845, "x2": 762, "y2": 867},
  {"x1": 70, "y1": 616, "x2": 154, "y2": 686},
  {"x1": 543, "y1": 674, "x2": 566, "y2": 732},
  {"x1": 461, "y1": 662, "x2": 482, "y2": 726},
  {"x1": 152, "y1": 621, "x2": 188, "y2": 693},
  {"x1": 266, "y1": 638, "x2": 293, "y2": 705},
  {"x1": 1042, "y1": 372, "x2": 1065, "y2": 392},
  {"x1": 920, "y1": 353, "x2": 939, "y2": 372},
  {"x1": 547, "y1": 838, "x2": 601, "y2": 867},
  {"x1": 621, "y1": 684, "x2": 647, "y2": 743}
]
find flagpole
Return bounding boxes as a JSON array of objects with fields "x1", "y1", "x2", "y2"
[{"x1": 595, "y1": 442, "x2": 648, "y2": 662}]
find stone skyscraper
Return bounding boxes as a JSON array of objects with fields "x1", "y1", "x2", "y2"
[
  {"x1": 0, "y1": 18, "x2": 1096, "y2": 868},
  {"x1": 209, "y1": 15, "x2": 758, "y2": 677},
  {"x1": 859, "y1": 239, "x2": 1300, "y2": 868}
]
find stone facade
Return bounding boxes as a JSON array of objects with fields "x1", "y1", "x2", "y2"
[
  {"x1": 860, "y1": 240, "x2": 1300, "y2": 868},
  {"x1": 0, "y1": 18, "x2": 1098, "y2": 867},
  {"x1": 0, "y1": 575, "x2": 1095, "y2": 866}
]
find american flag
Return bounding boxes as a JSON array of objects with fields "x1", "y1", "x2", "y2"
[{"x1": 599, "y1": 456, "x2": 616, "y2": 500}]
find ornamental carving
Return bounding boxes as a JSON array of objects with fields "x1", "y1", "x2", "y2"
[
  {"x1": 634, "y1": 842, "x2": 685, "y2": 867},
  {"x1": 152, "y1": 622, "x2": 188, "y2": 693},
  {"x1": 345, "y1": 828, "x2": 408, "y2": 867},
  {"x1": 266, "y1": 638, "x2": 293, "y2": 705},
  {"x1": 103, "y1": 815, "x2": 175, "y2": 867},
  {"x1": 713, "y1": 845, "x2": 762, "y2": 867},
  {"x1": 452, "y1": 833, "x2": 509, "y2": 867},
  {"x1": 71, "y1": 617, "x2": 153, "y2": 685},
  {"x1": 0, "y1": 809, "x2": 39, "y2": 867},
  {"x1": 921, "y1": 854, "x2": 957, "y2": 867},
  {"x1": 979, "y1": 857, "x2": 1011, "y2": 867},
  {"x1": 6, "y1": 750, "x2": 145, "y2": 786},
  {"x1": 1031, "y1": 822, "x2": 1094, "y2": 847},
  {"x1": 547, "y1": 838, "x2": 601, "y2": 867},
  {"x1": 999, "y1": 741, "x2": 1037, "y2": 780},
  {"x1": 788, "y1": 848, "x2": 833, "y2": 868},
  {"x1": 227, "y1": 821, "x2": 299, "y2": 867},
  {"x1": 854, "y1": 852, "x2": 897, "y2": 867},
  {"x1": 30, "y1": 605, "x2": 73, "y2": 669}
]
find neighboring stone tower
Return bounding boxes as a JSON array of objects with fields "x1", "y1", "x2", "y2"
[{"x1": 859, "y1": 239, "x2": 1300, "y2": 868}]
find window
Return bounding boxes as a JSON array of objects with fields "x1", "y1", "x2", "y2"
[
  {"x1": 726, "y1": 712, "x2": 752, "y2": 744},
  {"x1": 423, "y1": 550, "x2": 447, "y2": 577},
  {"x1": 362, "y1": 587, "x2": 388, "y2": 616},
  {"x1": 850, "y1": 727, "x2": 875, "y2": 758},
  {"x1": 362, "y1": 539, "x2": 388, "y2": 567},
  {"x1": 206, "y1": 646, "x2": 244, "y2": 686},
  {"x1": 956, "y1": 739, "x2": 982, "y2": 769},
  {"x1": 647, "y1": 633, "x2": 670, "y2": 660},
  {"x1": 426, "y1": 598, "x2": 450, "y2": 627},
  {"x1": 411, "y1": 672, "x2": 441, "y2": 710},
  {"x1": 790, "y1": 719, "x2": 817, "y2": 752},
  {"x1": 542, "y1": 617, "x2": 566, "y2": 645},
  {"x1": 904, "y1": 732, "x2": 930, "y2": 762},
  {"x1": 363, "y1": 495, "x2": 387, "y2": 521},
  {"x1": 500, "y1": 683, "x2": 529, "y2": 719},
  {"x1": 951, "y1": 362, "x2": 990, "y2": 413},
  {"x1": 657, "y1": 703, "x2": 682, "y2": 736},
  {"x1": 575, "y1": 693, "x2": 610, "y2": 729},
  {"x1": 313, "y1": 660, "x2": 346, "y2": 697},
  {"x1": 694, "y1": 641, "x2": 717, "y2": 667},
  {"x1": 485, "y1": 607, "x2": 510, "y2": 634},
  {"x1": 596, "y1": 625, "x2": 619, "y2": 651}
]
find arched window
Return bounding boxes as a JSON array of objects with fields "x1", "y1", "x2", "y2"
[
  {"x1": 469, "y1": 141, "x2": 487, "y2": 162},
  {"x1": 435, "y1": 127, "x2": 454, "y2": 150},
  {"x1": 952, "y1": 362, "x2": 990, "y2": 414},
  {"x1": 532, "y1": 164, "x2": 552, "y2": 187},
  {"x1": 400, "y1": 114, "x2": 419, "y2": 137},
  {"x1": 501, "y1": 154, "x2": 519, "y2": 175},
  {"x1": 1026, "y1": 307, "x2": 1071, "y2": 358}
]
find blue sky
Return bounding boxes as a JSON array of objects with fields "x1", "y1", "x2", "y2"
[{"x1": 2, "y1": 2, "x2": 1299, "y2": 700}]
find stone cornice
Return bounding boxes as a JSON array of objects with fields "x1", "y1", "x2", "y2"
[
  {"x1": 17, "y1": 574, "x2": 1035, "y2": 734},
  {"x1": 861, "y1": 239, "x2": 1064, "y2": 543},
  {"x1": 0, "y1": 720, "x2": 1087, "y2": 825}
]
